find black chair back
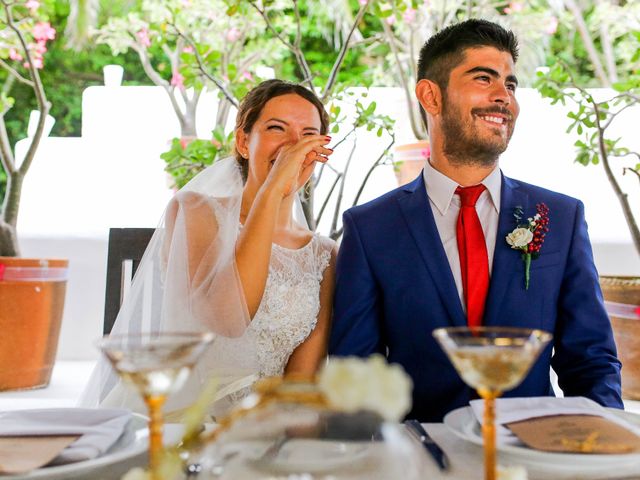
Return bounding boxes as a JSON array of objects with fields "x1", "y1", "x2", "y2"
[{"x1": 103, "y1": 228, "x2": 155, "y2": 334}]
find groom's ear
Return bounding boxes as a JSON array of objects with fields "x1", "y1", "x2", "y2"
[{"x1": 415, "y1": 79, "x2": 442, "y2": 116}]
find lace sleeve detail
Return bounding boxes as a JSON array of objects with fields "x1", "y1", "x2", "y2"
[{"x1": 313, "y1": 234, "x2": 335, "y2": 280}]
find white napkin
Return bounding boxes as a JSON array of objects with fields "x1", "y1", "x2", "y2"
[
  {"x1": 0, "y1": 408, "x2": 132, "y2": 464},
  {"x1": 469, "y1": 397, "x2": 640, "y2": 446}
]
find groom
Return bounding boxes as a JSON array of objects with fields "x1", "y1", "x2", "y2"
[{"x1": 329, "y1": 19, "x2": 623, "y2": 421}]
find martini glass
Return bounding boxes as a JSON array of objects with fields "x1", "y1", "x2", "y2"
[
  {"x1": 433, "y1": 327, "x2": 552, "y2": 480},
  {"x1": 97, "y1": 331, "x2": 214, "y2": 477}
]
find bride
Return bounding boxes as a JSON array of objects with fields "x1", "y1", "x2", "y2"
[{"x1": 81, "y1": 79, "x2": 337, "y2": 417}]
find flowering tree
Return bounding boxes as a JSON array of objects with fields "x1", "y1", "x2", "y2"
[
  {"x1": 153, "y1": 0, "x2": 396, "y2": 238},
  {"x1": 95, "y1": 0, "x2": 282, "y2": 139},
  {"x1": 0, "y1": 0, "x2": 55, "y2": 256},
  {"x1": 372, "y1": 0, "x2": 560, "y2": 141}
]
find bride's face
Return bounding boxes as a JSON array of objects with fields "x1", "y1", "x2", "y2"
[{"x1": 239, "y1": 93, "x2": 323, "y2": 187}]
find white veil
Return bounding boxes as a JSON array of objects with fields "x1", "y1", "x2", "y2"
[{"x1": 80, "y1": 157, "x2": 271, "y2": 418}]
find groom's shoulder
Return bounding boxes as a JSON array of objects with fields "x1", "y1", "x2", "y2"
[
  {"x1": 505, "y1": 175, "x2": 582, "y2": 209},
  {"x1": 345, "y1": 182, "x2": 410, "y2": 220}
]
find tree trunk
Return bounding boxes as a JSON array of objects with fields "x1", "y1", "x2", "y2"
[{"x1": 0, "y1": 221, "x2": 19, "y2": 256}]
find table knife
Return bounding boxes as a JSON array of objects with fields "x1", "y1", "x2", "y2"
[{"x1": 404, "y1": 419, "x2": 450, "y2": 471}]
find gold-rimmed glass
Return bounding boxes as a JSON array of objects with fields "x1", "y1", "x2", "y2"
[
  {"x1": 97, "y1": 331, "x2": 214, "y2": 477},
  {"x1": 433, "y1": 326, "x2": 552, "y2": 480}
]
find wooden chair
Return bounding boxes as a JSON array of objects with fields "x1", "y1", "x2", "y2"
[{"x1": 103, "y1": 228, "x2": 155, "y2": 334}]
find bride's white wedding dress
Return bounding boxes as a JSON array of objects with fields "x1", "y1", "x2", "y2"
[
  {"x1": 246, "y1": 234, "x2": 333, "y2": 378},
  {"x1": 80, "y1": 157, "x2": 334, "y2": 418}
]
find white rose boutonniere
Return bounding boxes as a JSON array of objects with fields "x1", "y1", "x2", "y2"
[
  {"x1": 506, "y1": 227, "x2": 533, "y2": 248},
  {"x1": 318, "y1": 354, "x2": 413, "y2": 421},
  {"x1": 505, "y1": 204, "x2": 550, "y2": 290}
]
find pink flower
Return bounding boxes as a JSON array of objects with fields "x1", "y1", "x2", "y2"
[
  {"x1": 211, "y1": 139, "x2": 221, "y2": 148},
  {"x1": 30, "y1": 40, "x2": 47, "y2": 55},
  {"x1": 385, "y1": 15, "x2": 395, "y2": 26},
  {"x1": 403, "y1": 8, "x2": 416, "y2": 24},
  {"x1": 358, "y1": 0, "x2": 367, "y2": 5},
  {"x1": 241, "y1": 71, "x2": 253, "y2": 82},
  {"x1": 182, "y1": 45, "x2": 194, "y2": 54},
  {"x1": 544, "y1": 16, "x2": 558, "y2": 35},
  {"x1": 26, "y1": 0, "x2": 40, "y2": 13},
  {"x1": 509, "y1": 1, "x2": 523, "y2": 12},
  {"x1": 136, "y1": 28, "x2": 151, "y2": 48},
  {"x1": 420, "y1": 145, "x2": 431, "y2": 159},
  {"x1": 171, "y1": 70, "x2": 185, "y2": 89},
  {"x1": 32, "y1": 22, "x2": 56, "y2": 42},
  {"x1": 23, "y1": 57, "x2": 43, "y2": 69},
  {"x1": 225, "y1": 27, "x2": 241, "y2": 43},
  {"x1": 179, "y1": 138, "x2": 188, "y2": 149},
  {"x1": 8, "y1": 48, "x2": 23, "y2": 61}
]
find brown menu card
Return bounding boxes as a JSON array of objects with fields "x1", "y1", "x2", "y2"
[{"x1": 506, "y1": 414, "x2": 640, "y2": 454}]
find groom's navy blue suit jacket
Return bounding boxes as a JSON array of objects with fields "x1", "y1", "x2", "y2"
[{"x1": 329, "y1": 172, "x2": 623, "y2": 422}]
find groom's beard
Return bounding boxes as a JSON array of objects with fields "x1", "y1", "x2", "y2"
[{"x1": 441, "y1": 94, "x2": 514, "y2": 168}]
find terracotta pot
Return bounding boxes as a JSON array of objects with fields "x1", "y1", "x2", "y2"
[
  {"x1": 600, "y1": 275, "x2": 640, "y2": 399},
  {"x1": 394, "y1": 140, "x2": 430, "y2": 186},
  {"x1": 0, "y1": 257, "x2": 68, "y2": 390}
]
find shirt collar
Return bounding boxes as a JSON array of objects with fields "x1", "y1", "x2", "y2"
[{"x1": 422, "y1": 160, "x2": 501, "y2": 215}]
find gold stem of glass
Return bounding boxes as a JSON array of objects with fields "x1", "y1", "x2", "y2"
[
  {"x1": 480, "y1": 391, "x2": 499, "y2": 480},
  {"x1": 144, "y1": 394, "x2": 167, "y2": 479}
]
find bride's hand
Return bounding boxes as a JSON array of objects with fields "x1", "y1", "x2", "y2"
[{"x1": 263, "y1": 135, "x2": 333, "y2": 198}]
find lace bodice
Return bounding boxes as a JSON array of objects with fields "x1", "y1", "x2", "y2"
[{"x1": 246, "y1": 233, "x2": 333, "y2": 378}]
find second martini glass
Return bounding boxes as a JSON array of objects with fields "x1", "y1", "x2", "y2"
[{"x1": 433, "y1": 327, "x2": 552, "y2": 480}]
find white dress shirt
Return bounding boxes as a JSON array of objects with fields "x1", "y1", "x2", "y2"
[{"x1": 422, "y1": 160, "x2": 502, "y2": 312}]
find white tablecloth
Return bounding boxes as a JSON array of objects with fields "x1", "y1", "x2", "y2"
[
  {"x1": 40, "y1": 423, "x2": 638, "y2": 480},
  {"x1": 3, "y1": 363, "x2": 640, "y2": 480}
]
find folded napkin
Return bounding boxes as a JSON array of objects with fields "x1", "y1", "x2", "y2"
[
  {"x1": 0, "y1": 408, "x2": 132, "y2": 464},
  {"x1": 469, "y1": 397, "x2": 640, "y2": 446}
]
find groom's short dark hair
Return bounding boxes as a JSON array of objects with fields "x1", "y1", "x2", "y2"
[{"x1": 417, "y1": 19, "x2": 519, "y2": 91}]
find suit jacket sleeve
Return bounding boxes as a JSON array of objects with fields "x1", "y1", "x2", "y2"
[
  {"x1": 329, "y1": 209, "x2": 384, "y2": 357},
  {"x1": 551, "y1": 200, "x2": 623, "y2": 408}
]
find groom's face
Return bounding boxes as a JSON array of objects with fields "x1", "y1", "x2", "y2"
[{"x1": 440, "y1": 46, "x2": 520, "y2": 166}]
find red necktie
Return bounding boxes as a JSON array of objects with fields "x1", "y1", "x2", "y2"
[{"x1": 455, "y1": 185, "x2": 489, "y2": 328}]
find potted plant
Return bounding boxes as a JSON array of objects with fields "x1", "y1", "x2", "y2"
[
  {"x1": 0, "y1": 0, "x2": 69, "y2": 390},
  {"x1": 535, "y1": 11, "x2": 640, "y2": 398}
]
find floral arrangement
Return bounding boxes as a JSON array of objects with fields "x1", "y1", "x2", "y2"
[
  {"x1": 505, "y1": 204, "x2": 550, "y2": 290},
  {"x1": 318, "y1": 354, "x2": 413, "y2": 421}
]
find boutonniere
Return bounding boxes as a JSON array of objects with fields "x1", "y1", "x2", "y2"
[{"x1": 505, "y1": 203, "x2": 550, "y2": 290}]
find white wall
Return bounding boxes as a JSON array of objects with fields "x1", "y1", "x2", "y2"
[{"x1": 13, "y1": 85, "x2": 640, "y2": 360}]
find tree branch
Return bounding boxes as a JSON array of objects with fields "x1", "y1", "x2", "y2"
[
  {"x1": 170, "y1": 26, "x2": 239, "y2": 108},
  {"x1": 352, "y1": 134, "x2": 395, "y2": 207},
  {"x1": 592, "y1": 96, "x2": 640, "y2": 255},
  {"x1": 322, "y1": 0, "x2": 370, "y2": 102},
  {"x1": 0, "y1": 58, "x2": 35, "y2": 87},
  {"x1": 564, "y1": 0, "x2": 611, "y2": 86}
]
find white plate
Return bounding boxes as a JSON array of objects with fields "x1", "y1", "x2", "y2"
[
  {"x1": 444, "y1": 406, "x2": 640, "y2": 474},
  {"x1": 4, "y1": 414, "x2": 184, "y2": 480},
  {"x1": 250, "y1": 439, "x2": 371, "y2": 474}
]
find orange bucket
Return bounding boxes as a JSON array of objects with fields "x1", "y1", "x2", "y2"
[{"x1": 0, "y1": 257, "x2": 68, "y2": 390}]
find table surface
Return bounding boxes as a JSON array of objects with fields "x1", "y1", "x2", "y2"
[{"x1": 2, "y1": 361, "x2": 640, "y2": 480}]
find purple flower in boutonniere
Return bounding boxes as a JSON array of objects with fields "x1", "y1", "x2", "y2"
[{"x1": 505, "y1": 204, "x2": 550, "y2": 290}]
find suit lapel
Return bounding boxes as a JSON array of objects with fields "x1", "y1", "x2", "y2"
[
  {"x1": 484, "y1": 174, "x2": 529, "y2": 326},
  {"x1": 397, "y1": 174, "x2": 467, "y2": 327}
]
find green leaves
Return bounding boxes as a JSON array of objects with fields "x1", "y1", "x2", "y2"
[{"x1": 161, "y1": 127, "x2": 233, "y2": 189}]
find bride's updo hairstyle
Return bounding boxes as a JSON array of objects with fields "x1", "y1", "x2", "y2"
[{"x1": 234, "y1": 79, "x2": 330, "y2": 182}]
